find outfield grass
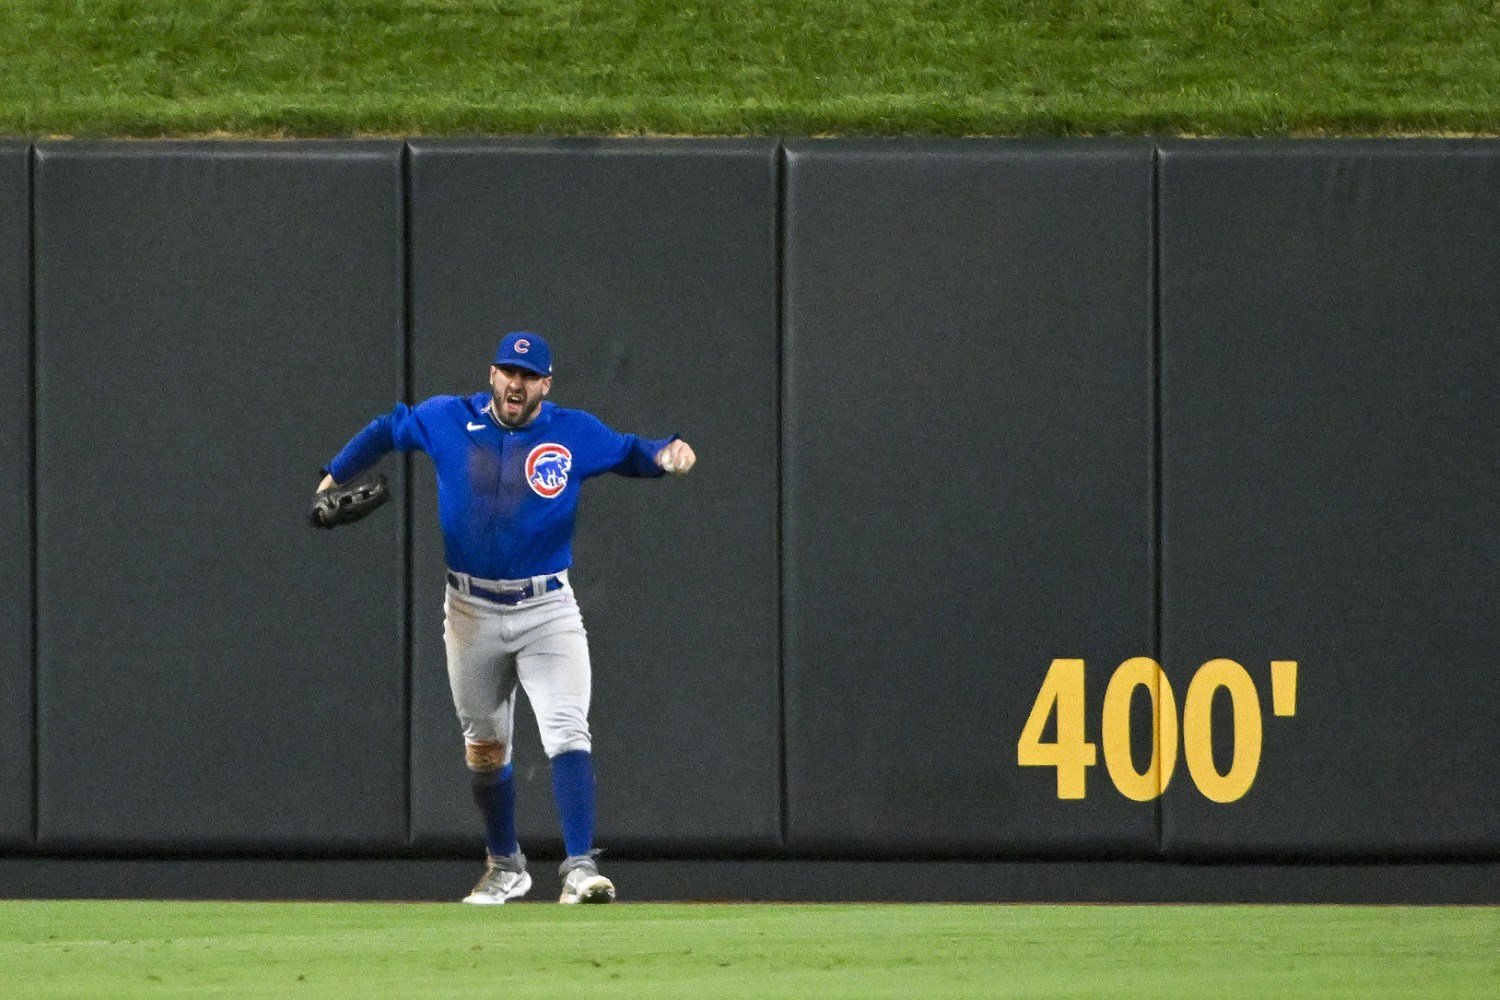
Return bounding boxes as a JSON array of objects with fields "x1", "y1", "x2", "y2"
[
  {"x1": 2, "y1": 1, "x2": 1499, "y2": 137},
  {"x1": 0, "y1": 901, "x2": 1495, "y2": 999}
]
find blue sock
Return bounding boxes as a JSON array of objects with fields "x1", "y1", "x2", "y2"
[
  {"x1": 550, "y1": 749, "x2": 596, "y2": 857},
  {"x1": 470, "y1": 763, "x2": 518, "y2": 858}
]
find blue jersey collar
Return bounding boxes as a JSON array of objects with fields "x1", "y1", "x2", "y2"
[{"x1": 477, "y1": 394, "x2": 553, "y2": 433}]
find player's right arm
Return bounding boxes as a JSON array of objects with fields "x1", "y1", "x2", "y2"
[{"x1": 320, "y1": 400, "x2": 435, "y2": 487}]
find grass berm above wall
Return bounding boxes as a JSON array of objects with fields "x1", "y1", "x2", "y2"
[{"x1": 4, "y1": 0, "x2": 1499, "y2": 137}]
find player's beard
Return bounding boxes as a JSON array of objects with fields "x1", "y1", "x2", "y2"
[{"x1": 493, "y1": 386, "x2": 542, "y2": 427}]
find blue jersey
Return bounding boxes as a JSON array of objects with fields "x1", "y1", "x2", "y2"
[{"x1": 325, "y1": 394, "x2": 674, "y2": 579}]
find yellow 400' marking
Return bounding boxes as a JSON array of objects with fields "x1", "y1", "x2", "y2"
[{"x1": 1016, "y1": 657, "x2": 1299, "y2": 802}]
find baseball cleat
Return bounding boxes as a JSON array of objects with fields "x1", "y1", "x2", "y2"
[
  {"x1": 558, "y1": 855, "x2": 615, "y2": 905},
  {"x1": 463, "y1": 851, "x2": 532, "y2": 905}
]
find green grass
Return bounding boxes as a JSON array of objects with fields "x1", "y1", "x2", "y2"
[
  {"x1": 0, "y1": 901, "x2": 1495, "y2": 999},
  {"x1": 2, "y1": 1, "x2": 1499, "y2": 136}
]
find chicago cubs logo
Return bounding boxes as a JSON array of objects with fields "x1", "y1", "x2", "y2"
[
  {"x1": 514, "y1": 338, "x2": 530, "y2": 354},
  {"x1": 525, "y1": 443, "x2": 572, "y2": 498}
]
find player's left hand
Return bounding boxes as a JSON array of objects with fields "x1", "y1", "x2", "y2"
[{"x1": 657, "y1": 439, "x2": 696, "y2": 475}]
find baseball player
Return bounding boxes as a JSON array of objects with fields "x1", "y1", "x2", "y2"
[{"x1": 311, "y1": 331, "x2": 696, "y2": 904}]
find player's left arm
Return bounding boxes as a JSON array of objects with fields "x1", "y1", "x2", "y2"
[{"x1": 582, "y1": 414, "x2": 695, "y2": 478}]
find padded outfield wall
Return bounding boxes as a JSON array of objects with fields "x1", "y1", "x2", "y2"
[{"x1": 0, "y1": 139, "x2": 1495, "y2": 900}]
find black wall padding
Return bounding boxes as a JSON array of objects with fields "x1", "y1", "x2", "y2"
[
  {"x1": 33, "y1": 142, "x2": 408, "y2": 849},
  {"x1": 0, "y1": 143, "x2": 32, "y2": 846},
  {"x1": 1158, "y1": 141, "x2": 1500, "y2": 856},
  {"x1": 405, "y1": 139, "x2": 781, "y2": 853},
  {"x1": 782, "y1": 141, "x2": 1157, "y2": 853}
]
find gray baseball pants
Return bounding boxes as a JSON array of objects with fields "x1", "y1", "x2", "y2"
[{"x1": 442, "y1": 580, "x2": 592, "y2": 764}]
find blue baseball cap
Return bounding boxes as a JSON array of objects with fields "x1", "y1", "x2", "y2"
[{"x1": 493, "y1": 332, "x2": 553, "y2": 376}]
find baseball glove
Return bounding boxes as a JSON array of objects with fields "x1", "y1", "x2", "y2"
[{"x1": 309, "y1": 471, "x2": 390, "y2": 529}]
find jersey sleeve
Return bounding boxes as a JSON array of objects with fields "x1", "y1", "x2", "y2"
[
  {"x1": 579, "y1": 412, "x2": 677, "y2": 479},
  {"x1": 322, "y1": 399, "x2": 436, "y2": 483}
]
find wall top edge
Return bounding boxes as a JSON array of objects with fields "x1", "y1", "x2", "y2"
[
  {"x1": 31, "y1": 139, "x2": 406, "y2": 162},
  {"x1": 405, "y1": 136, "x2": 780, "y2": 157},
  {"x1": 6, "y1": 136, "x2": 1500, "y2": 170},
  {"x1": 1156, "y1": 137, "x2": 1500, "y2": 158},
  {"x1": 5, "y1": 136, "x2": 1499, "y2": 155},
  {"x1": 781, "y1": 137, "x2": 1156, "y2": 164}
]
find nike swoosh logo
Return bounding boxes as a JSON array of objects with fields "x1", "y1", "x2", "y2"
[{"x1": 466, "y1": 421, "x2": 486, "y2": 431}]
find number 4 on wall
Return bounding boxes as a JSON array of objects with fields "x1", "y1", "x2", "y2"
[
  {"x1": 1016, "y1": 657, "x2": 1298, "y2": 803},
  {"x1": 1015, "y1": 658, "x2": 1097, "y2": 799}
]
